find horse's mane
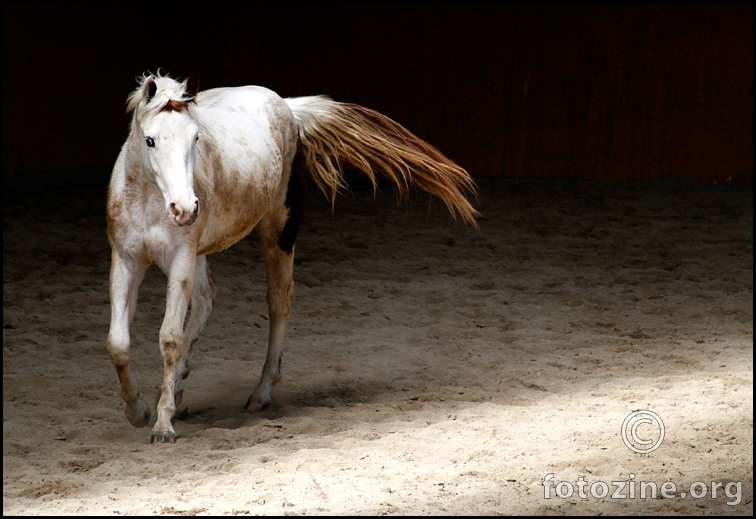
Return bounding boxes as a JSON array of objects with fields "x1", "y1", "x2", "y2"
[{"x1": 126, "y1": 71, "x2": 195, "y2": 116}]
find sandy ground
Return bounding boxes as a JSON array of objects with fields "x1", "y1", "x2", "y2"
[{"x1": 3, "y1": 177, "x2": 753, "y2": 515}]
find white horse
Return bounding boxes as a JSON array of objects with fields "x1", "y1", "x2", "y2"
[{"x1": 106, "y1": 71, "x2": 479, "y2": 443}]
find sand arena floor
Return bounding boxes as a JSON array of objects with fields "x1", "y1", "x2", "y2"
[{"x1": 3, "y1": 177, "x2": 752, "y2": 515}]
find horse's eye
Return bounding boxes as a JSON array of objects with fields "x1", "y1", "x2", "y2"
[
  {"x1": 195, "y1": 134, "x2": 199, "y2": 141},
  {"x1": 145, "y1": 137, "x2": 155, "y2": 148}
]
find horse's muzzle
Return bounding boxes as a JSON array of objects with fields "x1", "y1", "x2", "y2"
[{"x1": 171, "y1": 199, "x2": 199, "y2": 226}]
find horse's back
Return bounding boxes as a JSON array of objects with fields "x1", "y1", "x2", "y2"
[
  {"x1": 194, "y1": 85, "x2": 296, "y2": 164},
  {"x1": 196, "y1": 85, "x2": 261, "y2": 105},
  {"x1": 196, "y1": 85, "x2": 290, "y2": 123}
]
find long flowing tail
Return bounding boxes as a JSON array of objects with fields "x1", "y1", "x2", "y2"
[{"x1": 284, "y1": 95, "x2": 480, "y2": 227}]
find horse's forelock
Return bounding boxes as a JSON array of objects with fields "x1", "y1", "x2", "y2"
[{"x1": 126, "y1": 72, "x2": 197, "y2": 116}]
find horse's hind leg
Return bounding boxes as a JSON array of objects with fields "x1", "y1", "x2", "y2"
[
  {"x1": 246, "y1": 164, "x2": 305, "y2": 411},
  {"x1": 107, "y1": 253, "x2": 150, "y2": 428},
  {"x1": 246, "y1": 215, "x2": 296, "y2": 411},
  {"x1": 174, "y1": 255, "x2": 217, "y2": 408}
]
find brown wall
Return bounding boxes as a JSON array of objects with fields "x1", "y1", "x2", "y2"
[{"x1": 3, "y1": 4, "x2": 752, "y2": 182}]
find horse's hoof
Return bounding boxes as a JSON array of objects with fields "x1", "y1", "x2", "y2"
[
  {"x1": 126, "y1": 400, "x2": 151, "y2": 428},
  {"x1": 245, "y1": 395, "x2": 269, "y2": 413},
  {"x1": 150, "y1": 431, "x2": 176, "y2": 444}
]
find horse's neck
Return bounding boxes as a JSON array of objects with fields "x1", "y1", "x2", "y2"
[{"x1": 124, "y1": 136, "x2": 147, "y2": 181}]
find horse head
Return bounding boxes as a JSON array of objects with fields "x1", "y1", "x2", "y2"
[{"x1": 128, "y1": 72, "x2": 201, "y2": 226}]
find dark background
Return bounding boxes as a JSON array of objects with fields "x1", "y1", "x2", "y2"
[{"x1": 3, "y1": 3, "x2": 752, "y2": 183}]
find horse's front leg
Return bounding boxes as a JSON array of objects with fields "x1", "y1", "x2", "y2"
[
  {"x1": 152, "y1": 250, "x2": 196, "y2": 443},
  {"x1": 107, "y1": 252, "x2": 150, "y2": 428},
  {"x1": 174, "y1": 255, "x2": 217, "y2": 408}
]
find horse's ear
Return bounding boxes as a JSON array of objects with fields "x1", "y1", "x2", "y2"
[
  {"x1": 143, "y1": 76, "x2": 157, "y2": 102},
  {"x1": 186, "y1": 72, "x2": 200, "y2": 100}
]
